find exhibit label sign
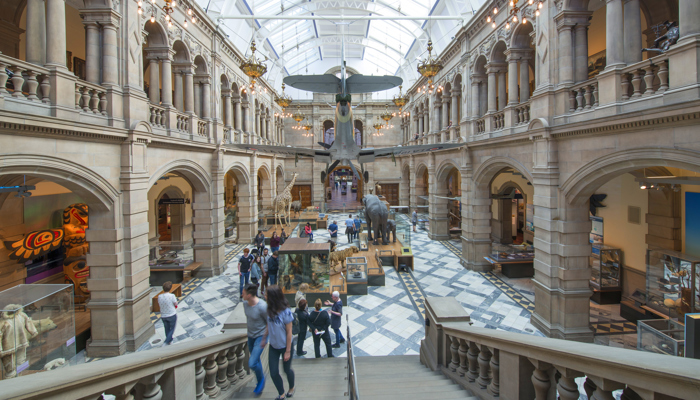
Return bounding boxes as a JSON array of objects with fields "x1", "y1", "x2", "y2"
[{"x1": 159, "y1": 198, "x2": 186, "y2": 205}]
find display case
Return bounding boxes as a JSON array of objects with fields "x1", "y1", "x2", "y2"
[
  {"x1": 394, "y1": 216, "x2": 412, "y2": 248},
  {"x1": 637, "y1": 319, "x2": 685, "y2": 357},
  {"x1": 278, "y1": 238, "x2": 345, "y2": 304},
  {"x1": 0, "y1": 284, "x2": 76, "y2": 379},
  {"x1": 589, "y1": 245, "x2": 623, "y2": 304},
  {"x1": 149, "y1": 241, "x2": 198, "y2": 285},
  {"x1": 485, "y1": 243, "x2": 535, "y2": 278},
  {"x1": 224, "y1": 206, "x2": 237, "y2": 238},
  {"x1": 645, "y1": 250, "x2": 700, "y2": 320},
  {"x1": 346, "y1": 257, "x2": 368, "y2": 295}
]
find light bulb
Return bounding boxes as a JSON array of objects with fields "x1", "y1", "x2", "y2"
[
  {"x1": 150, "y1": 15, "x2": 155, "y2": 23},
  {"x1": 522, "y1": 17, "x2": 527, "y2": 24},
  {"x1": 539, "y1": 2, "x2": 543, "y2": 9},
  {"x1": 487, "y1": 16, "x2": 491, "y2": 23},
  {"x1": 528, "y1": 0, "x2": 534, "y2": 4},
  {"x1": 640, "y1": 182, "x2": 647, "y2": 190},
  {"x1": 493, "y1": 7, "x2": 498, "y2": 14},
  {"x1": 510, "y1": 1, "x2": 514, "y2": 6},
  {"x1": 513, "y1": 15, "x2": 518, "y2": 22},
  {"x1": 192, "y1": 16, "x2": 196, "y2": 23},
  {"x1": 165, "y1": 14, "x2": 170, "y2": 21},
  {"x1": 492, "y1": 22, "x2": 496, "y2": 28},
  {"x1": 184, "y1": 19, "x2": 188, "y2": 28},
  {"x1": 506, "y1": 22, "x2": 510, "y2": 29},
  {"x1": 188, "y1": 7, "x2": 193, "y2": 15},
  {"x1": 151, "y1": 0, "x2": 156, "y2": 3},
  {"x1": 536, "y1": 9, "x2": 540, "y2": 16},
  {"x1": 168, "y1": 20, "x2": 172, "y2": 27},
  {"x1": 138, "y1": 0, "x2": 142, "y2": 5},
  {"x1": 138, "y1": 7, "x2": 142, "y2": 14}
]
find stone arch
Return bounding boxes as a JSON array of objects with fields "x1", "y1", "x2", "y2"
[
  {"x1": 149, "y1": 159, "x2": 211, "y2": 194},
  {"x1": 473, "y1": 156, "x2": 534, "y2": 188},
  {"x1": 275, "y1": 164, "x2": 286, "y2": 195},
  {"x1": 491, "y1": 40, "x2": 508, "y2": 63},
  {"x1": 415, "y1": 162, "x2": 430, "y2": 200},
  {"x1": 257, "y1": 163, "x2": 272, "y2": 211},
  {"x1": 143, "y1": 20, "x2": 169, "y2": 48},
  {"x1": 400, "y1": 162, "x2": 411, "y2": 207},
  {"x1": 194, "y1": 55, "x2": 208, "y2": 75},
  {"x1": 354, "y1": 119, "x2": 363, "y2": 146},
  {"x1": 510, "y1": 22, "x2": 534, "y2": 50},
  {"x1": 435, "y1": 160, "x2": 462, "y2": 236},
  {"x1": 153, "y1": 183, "x2": 187, "y2": 243},
  {"x1": 562, "y1": 147, "x2": 700, "y2": 206},
  {"x1": 224, "y1": 161, "x2": 252, "y2": 241},
  {"x1": 172, "y1": 40, "x2": 191, "y2": 63}
]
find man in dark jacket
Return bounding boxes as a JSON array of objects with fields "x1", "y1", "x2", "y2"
[
  {"x1": 295, "y1": 299, "x2": 309, "y2": 356},
  {"x1": 325, "y1": 291, "x2": 345, "y2": 348},
  {"x1": 267, "y1": 251, "x2": 280, "y2": 285}
]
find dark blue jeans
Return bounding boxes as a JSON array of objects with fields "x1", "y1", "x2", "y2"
[
  {"x1": 268, "y1": 345, "x2": 295, "y2": 396},
  {"x1": 239, "y1": 271, "x2": 250, "y2": 296},
  {"x1": 333, "y1": 327, "x2": 344, "y2": 346},
  {"x1": 247, "y1": 335, "x2": 264, "y2": 385},
  {"x1": 269, "y1": 273, "x2": 278, "y2": 285},
  {"x1": 162, "y1": 315, "x2": 177, "y2": 344}
]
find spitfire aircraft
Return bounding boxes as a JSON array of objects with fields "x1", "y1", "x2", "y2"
[{"x1": 229, "y1": 40, "x2": 463, "y2": 183}]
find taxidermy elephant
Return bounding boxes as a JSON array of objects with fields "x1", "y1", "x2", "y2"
[
  {"x1": 362, "y1": 195, "x2": 389, "y2": 245},
  {"x1": 385, "y1": 219, "x2": 397, "y2": 243}
]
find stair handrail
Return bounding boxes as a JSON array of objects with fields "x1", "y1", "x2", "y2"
[{"x1": 346, "y1": 313, "x2": 360, "y2": 400}]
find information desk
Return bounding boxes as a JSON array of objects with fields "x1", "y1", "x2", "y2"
[{"x1": 278, "y1": 238, "x2": 347, "y2": 304}]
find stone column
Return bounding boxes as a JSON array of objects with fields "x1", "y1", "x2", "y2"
[
  {"x1": 441, "y1": 95, "x2": 449, "y2": 130},
  {"x1": 471, "y1": 78, "x2": 481, "y2": 117},
  {"x1": 202, "y1": 80, "x2": 211, "y2": 118},
  {"x1": 519, "y1": 59, "x2": 531, "y2": 103},
  {"x1": 242, "y1": 102, "x2": 249, "y2": 132},
  {"x1": 574, "y1": 23, "x2": 590, "y2": 82},
  {"x1": 623, "y1": 0, "x2": 642, "y2": 64},
  {"x1": 255, "y1": 108, "x2": 260, "y2": 137},
  {"x1": 192, "y1": 149, "x2": 226, "y2": 276},
  {"x1": 84, "y1": 22, "x2": 100, "y2": 84},
  {"x1": 223, "y1": 93, "x2": 232, "y2": 127},
  {"x1": 194, "y1": 81, "x2": 201, "y2": 116},
  {"x1": 424, "y1": 107, "x2": 430, "y2": 134},
  {"x1": 680, "y1": 0, "x2": 700, "y2": 40},
  {"x1": 479, "y1": 81, "x2": 488, "y2": 116},
  {"x1": 266, "y1": 116, "x2": 271, "y2": 141},
  {"x1": 507, "y1": 56, "x2": 519, "y2": 105},
  {"x1": 451, "y1": 92, "x2": 460, "y2": 125},
  {"x1": 184, "y1": 68, "x2": 195, "y2": 113},
  {"x1": 418, "y1": 112, "x2": 424, "y2": 135},
  {"x1": 557, "y1": 21, "x2": 574, "y2": 85},
  {"x1": 148, "y1": 59, "x2": 160, "y2": 104},
  {"x1": 102, "y1": 22, "x2": 118, "y2": 85},
  {"x1": 409, "y1": 156, "x2": 417, "y2": 208},
  {"x1": 25, "y1": 0, "x2": 47, "y2": 66},
  {"x1": 234, "y1": 98, "x2": 242, "y2": 130},
  {"x1": 45, "y1": 0, "x2": 67, "y2": 67},
  {"x1": 487, "y1": 67, "x2": 497, "y2": 113},
  {"x1": 161, "y1": 56, "x2": 173, "y2": 106},
  {"x1": 174, "y1": 71, "x2": 183, "y2": 111},
  {"x1": 605, "y1": 0, "x2": 625, "y2": 68},
  {"x1": 497, "y1": 70, "x2": 506, "y2": 110}
]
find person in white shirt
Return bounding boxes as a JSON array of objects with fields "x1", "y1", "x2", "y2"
[{"x1": 158, "y1": 281, "x2": 178, "y2": 345}]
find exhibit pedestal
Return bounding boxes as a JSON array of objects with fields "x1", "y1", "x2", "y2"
[{"x1": 591, "y1": 289, "x2": 622, "y2": 305}]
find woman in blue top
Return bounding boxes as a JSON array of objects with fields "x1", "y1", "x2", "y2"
[{"x1": 262, "y1": 285, "x2": 296, "y2": 399}]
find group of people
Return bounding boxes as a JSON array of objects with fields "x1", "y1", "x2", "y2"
[
  {"x1": 254, "y1": 228, "x2": 288, "y2": 254},
  {"x1": 244, "y1": 282, "x2": 346, "y2": 399},
  {"x1": 238, "y1": 246, "x2": 279, "y2": 298},
  {"x1": 344, "y1": 214, "x2": 362, "y2": 243}
]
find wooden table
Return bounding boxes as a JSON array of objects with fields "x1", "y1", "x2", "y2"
[{"x1": 152, "y1": 283, "x2": 182, "y2": 312}]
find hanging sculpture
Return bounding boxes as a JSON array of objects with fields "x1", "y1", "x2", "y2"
[
  {"x1": 642, "y1": 21, "x2": 680, "y2": 55},
  {"x1": 62, "y1": 204, "x2": 90, "y2": 302}
]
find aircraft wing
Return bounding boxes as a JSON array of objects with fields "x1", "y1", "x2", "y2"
[
  {"x1": 227, "y1": 144, "x2": 331, "y2": 163},
  {"x1": 346, "y1": 75, "x2": 402, "y2": 93},
  {"x1": 357, "y1": 142, "x2": 464, "y2": 163},
  {"x1": 283, "y1": 74, "x2": 341, "y2": 93}
]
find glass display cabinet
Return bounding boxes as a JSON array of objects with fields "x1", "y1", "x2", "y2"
[
  {"x1": 589, "y1": 245, "x2": 623, "y2": 304},
  {"x1": 224, "y1": 206, "x2": 237, "y2": 238},
  {"x1": 0, "y1": 284, "x2": 76, "y2": 379},
  {"x1": 346, "y1": 257, "x2": 368, "y2": 295},
  {"x1": 485, "y1": 243, "x2": 535, "y2": 278},
  {"x1": 645, "y1": 249, "x2": 700, "y2": 320},
  {"x1": 394, "y1": 216, "x2": 412, "y2": 248},
  {"x1": 637, "y1": 319, "x2": 685, "y2": 357},
  {"x1": 149, "y1": 241, "x2": 197, "y2": 285},
  {"x1": 278, "y1": 238, "x2": 345, "y2": 304}
]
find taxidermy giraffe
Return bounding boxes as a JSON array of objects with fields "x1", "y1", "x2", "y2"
[{"x1": 273, "y1": 172, "x2": 298, "y2": 227}]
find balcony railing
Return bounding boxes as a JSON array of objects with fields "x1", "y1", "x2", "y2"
[
  {"x1": 475, "y1": 117, "x2": 486, "y2": 134},
  {"x1": 621, "y1": 54, "x2": 669, "y2": 101},
  {"x1": 197, "y1": 119, "x2": 208, "y2": 138},
  {"x1": 0, "y1": 55, "x2": 51, "y2": 103},
  {"x1": 492, "y1": 111, "x2": 505, "y2": 130},
  {"x1": 569, "y1": 78, "x2": 599, "y2": 113},
  {"x1": 176, "y1": 112, "x2": 189, "y2": 132},
  {"x1": 149, "y1": 104, "x2": 167, "y2": 129},
  {"x1": 75, "y1": 80, "x2": 108, "y2": 116},
  {"x1": 514, "y1": 102, "x2": 530, "y2": 125}
]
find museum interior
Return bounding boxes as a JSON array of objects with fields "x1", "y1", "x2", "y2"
[{"x1": 0, "y1": 0, "x2": 699, "y2": 398}]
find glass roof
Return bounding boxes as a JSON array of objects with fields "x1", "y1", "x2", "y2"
[{"x1": 198, "y1": 0, "x2": 486, "y2": 93}]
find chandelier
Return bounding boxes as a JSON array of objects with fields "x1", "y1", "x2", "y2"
[
  {"x1": 240, "y1": 41, "x2": 267, "y2": 94},
  {"x1": 291, "y1": 105, "x2": 306, "y2": 128},
  {"x1": 274, "y1": 83, "x2": 293, "y2": 117},
  {"x1": 301, "y1": 121, "x2": 314, "y2": 137},
  {"x1": 487, "y1": 0, "x2": 544, "y2": 30},
  {"x1": 372, "y1": 117, "x2": 384, "y2": 136},
  {"x1": 392, "y1": 85, "x2": 409, "y2": 110},
  {"x1": 380, "y1": 105, "x2": 394, "y2": 129},
  {"x1": 140, "y1": 0, "x2": 196, "y2": 28},
  {"x1": 417, "y1": 40, "x2": 443, "y2": 92}
]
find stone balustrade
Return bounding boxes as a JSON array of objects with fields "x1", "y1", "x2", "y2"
[
  {"x1": 513, "y1": 102, "x2": 530, "y2": 125},
  {"x1": 620, "y1": 54, "x2": 669, "y2": 101},
  {"x1": 475, "y1": 117, "x2": 486, "y2": 134},
  {"x1": 176, "y1": 112, "x2": 190, "y2": 132},
  {"x1": 223, "y1": 127, "x2": 231, "y2": 143},
  {"x1": 149, "y1": 104, "x2": 167, "y2": 129},
  {"x1": 0, "y1": 54, "x2": 50, "y2": 103},
  {"x1": 492, "y1": 112, "x2": 505, "y2": 130},
  {"x1": 421, "y1": 297, "x2": 700, "y2": 400},
  {"x1": 0, "y1": 330, "x2": 251, "y2": 399},
  {"x1": 75, "y1": 80, "x2": 107, "y2": 116},
  {"x1": 569, "y1": 79, "x2": 599, "y2": 113},
  {"x1": 197, "y1": 120, "x2": 208, "y2": 138}
]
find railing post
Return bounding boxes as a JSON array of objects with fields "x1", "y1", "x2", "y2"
[
  {"x1": 204, "y1": 353, "x2": 220, "y2": 397},
  {"x1": 466, "y1": 341, "x2": 479, "y2": 382},
  {"x1": 236, "y1": 342, "x2": 247, "y2": 380},
  {"x1": 457, "y1": 338, "x2": 468, "y2": 376},
  {"x1": 487, "y1": 348, "x2": 499, "y2": 397},
  {"x1": 555, "y1": 367, "x2": 583, "y2": 400},
  {"x1": 448, "y1": 335, "x2": 459, "y2": 372},
  {"x1": 226, "y1": 345, "x2": 239, "y2": 385},
  {"x1": 216, "y1": 349, "x2": 230, "y2": 390},
  {"x1": 528, "y1": 359, "x2": 552, "y2": 400},
  {"x1": 138, "y1": 372, "x2": 165, "y2": 400},
  {"x1": 195, "y1": 357, "x2": 207, "y2": 400},
  {"x1": 476, "y1": 344, "x2": 492, "y2": 389},
  {"x1": 587, "y1": 376, "x2": 626, "y2": 400}
]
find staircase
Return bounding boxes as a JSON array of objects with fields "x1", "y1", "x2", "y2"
[{"x1": 232, "y1": 355, "x2": 475, "y2": 400}]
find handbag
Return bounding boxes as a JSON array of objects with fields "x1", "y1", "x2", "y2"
[
  {"x1": 309, "y1": 310, "x2": 321, "y2": 334},
  {"x1": 292, "y1": 311, "x2": 300, "y2": 335}
]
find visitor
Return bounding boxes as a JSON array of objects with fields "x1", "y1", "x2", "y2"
[
  {"x1": 238, "y1": 248, "x2": 254, "y2": 298},
  {"x1": 271, "y1": 231, "x2": 281, "y2": 253},
  {"x1": 353, "y1": 214, "x2": 362, "y2": 241},
  {"x1": 325, "y1": 291, "x2": 345, "y2": 348},
  {"x1": 295, "y1": 283, "x2": 308, "y2": 308},
  {"x1": 250, "y1": 255, "x2": 263, "y2": 296},
  {"x1": 447, "y1": 120, "x2": 452, "y2": 129},
  {"x1": 308, "y1": 298, "x2": 334, "y2": 358},
  {"x1": 414, "y1": 133, "x2": 419, "y2": 141},
  {"x1": 254, "y1": 230, "x2": 265, "y2": 254},
  {"x1": 412, "y1": 209, "x2": 418, "y2": 232},
  {"x1": 268, "y1": 251, "x2": 280, "y2": 286},
  {"x1": 328, "y1": 220, "x2": 339, "y2": 244},
  {"x1": 280, "y1": 228, "x2": 288, "y2": 245},
  {"x1": 304, "y1": 222, "x2": 313, "y2": 241},
  {"x1": 243, "y1": 283, "x2": 267, "y2": 396},
  {"x1": 158, "y1": 281, "x2": 178, "y2": 346},
  {"x1": 262, "y1": 285, "x2": 296, "y2": 399},
  {"x1": 345, "y1": 214, "x2": 355, "y2": 243},
  {"x1": 261, "y1": 248, "x2": 272, "y2": 296},
  {"x1": 295, "y1": 298, "x2": 309, "y2": 357}
]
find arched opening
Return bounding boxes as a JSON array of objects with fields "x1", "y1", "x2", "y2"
[
  {"x1": 193, "y1": 55, "x2": 208, "y2": 118},
  {"x1": 453, "y1": 74, "x2": 463, "y2": 124},
  {"x1": 325, "y1": 165, "x2": 363, "y2": 210},
  {"x1": 323, "y1": 120, "x2": 334, "y2": 145},
  {"x1": 257, "y1": 166, "x2": 272, "y2": 213},
  {"x1": 171, "y1": 40, "x2": 191, "y2": 112},
  {"x1": 354, "y1": 120, "x2": 363, "y2": 147},
  {"x1": 473, "y1": 56, "x2": 488, "y2": 119},
  {"x1": 490, "y1": 41, "x2": 508, "y2": 110},
  {"x1": 508, "y1": 24, "x2": 535, "y2": 102},
  {"x1": 400, "y1": 164, "x2": 411, "y2": 207},
  {"x1": 415, "y1": 164, "x2": 430, "y2": 220},
  {"x1": 435, "y1": 163, "x2": 462, "y2": 237},
  {"x1": 225, "y1": 164, "x2": 252, "y2": 242}
]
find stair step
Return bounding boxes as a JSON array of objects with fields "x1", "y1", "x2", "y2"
[
  {"x1": 357, "y1": 378, "x2": 453, "y2": 391},
  {"x1": 360, "y1": 393, "x2": 477, "y2": 400},
  {"x1": 361, "y1": 384, "x2": 464, "y2": 395}
]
